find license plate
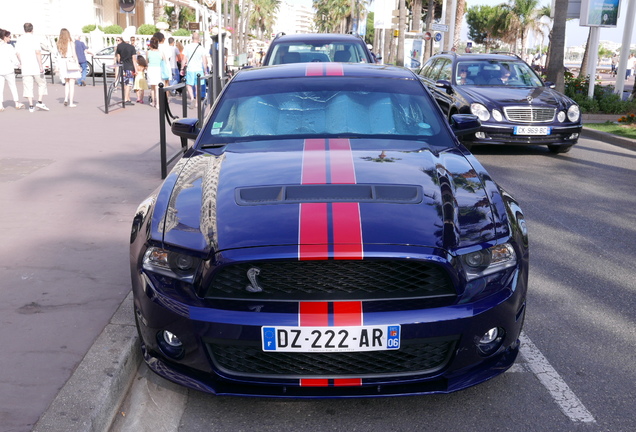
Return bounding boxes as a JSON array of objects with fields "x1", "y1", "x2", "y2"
[
  {"x1": 262, "y1": 325, "x2": 401, "y2": 352},
  {"x1": 513, "y1": 126, "x2": 551, "y2": 135}
]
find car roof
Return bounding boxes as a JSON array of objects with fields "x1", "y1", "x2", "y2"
[
  {"x1": 232, "y1": 63, "x2": 416, "y2": 82},
  {"x1": 272, "y1": 33, "x2": 365, "y2": 43},
  {"x1": 432, "y1": 53, "x2": 523, "y2": 62}
]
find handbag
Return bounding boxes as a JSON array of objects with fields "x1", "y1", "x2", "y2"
[{"x1": 66, "y1": 57, "x2": 81, "y2": 72}]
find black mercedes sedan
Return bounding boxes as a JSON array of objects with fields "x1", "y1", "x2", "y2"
[{"x1": 418, "y1": 53, "x2": 582, "y2": 153}]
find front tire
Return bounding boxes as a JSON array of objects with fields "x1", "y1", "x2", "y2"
[{"x1": 548, "y1": 144, "x2": 573, "y2": 154}]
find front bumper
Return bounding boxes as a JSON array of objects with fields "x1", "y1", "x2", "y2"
[
  {"x1": 133, "y1": 269, "x2": 527, "y2": 397},
  {"x1": 466, "y1": 123, "x2": 582, "y2": 146}
]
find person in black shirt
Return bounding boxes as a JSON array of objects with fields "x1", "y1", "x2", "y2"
[{"x1": 114, "y1": 36, "x2": 137, "y2": 105}]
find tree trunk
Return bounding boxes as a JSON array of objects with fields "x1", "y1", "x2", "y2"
[
  {"x1": 454, "y1": 0, "x2": 465, "y2": 50},
  {"x1": 546, "y1": 0, "x2": 567, "y2": 93},
  {"x1": 412, "y1": 0, "x2": 422, "y2": 32},
  {"x1": 579, "y1": 28, "x2": 592, "y2": 79},
  {"x1": 153, "y1": 0, "x2": 162, "y2": 23},
  {"x1": 424, "y1": 0, "x2": 435, "y2": 61}
]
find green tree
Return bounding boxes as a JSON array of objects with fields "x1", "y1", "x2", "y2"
[
  {"x1": 466, "y1": 5, "x2": 503, "y2": 52},
  {"x1": 250, "y1": 0, "x2": 280, "y2": 40},
  {"x1": 498, "y1": 0, "x2": 542, "y2": 55}
]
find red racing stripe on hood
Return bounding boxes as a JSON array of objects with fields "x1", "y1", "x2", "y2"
[{"x1": 299, "y1": 139, "x2": 362, "y2": 260}]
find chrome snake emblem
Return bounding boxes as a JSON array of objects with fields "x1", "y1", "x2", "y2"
[{"x1": 246, "y1": 267, "x2": 263, "y2": 293}]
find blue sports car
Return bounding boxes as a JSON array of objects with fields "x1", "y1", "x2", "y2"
[{"x1": 130, "y1": 63, "x2": 529, "y2": 397}]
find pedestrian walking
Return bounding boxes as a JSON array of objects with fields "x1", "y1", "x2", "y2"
[
  {"x1": 56, "y1": 28, "x2": 81, "y2": 107},
  {"x1": 146, "y1": 36, "x2": 168, "y2": 109},
  {"x1": 114, "y1": 35, "x2": 137, "y2": 105},
  {"x1": 14, "y1": 22, "x2": 49, "y2": 113},
  {"x1": 133, "y1": 54, "x2": 148, "y2": 104},
  {"x1": 181, "y1": 32, "x2": 208, "y2": 108},
  {"x1": 0, "y1": 28, "x2": 25, "y2": 110},
  {"x1": 74, "y1": 34, "x2": 91, "y2": 87}
]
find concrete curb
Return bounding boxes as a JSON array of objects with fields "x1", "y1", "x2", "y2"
[
  {"x1": 32, "y1": 292, "x2": 140, "y2": 432},
  {"x1": 581, "y1": 127, "x2": 636, "y2": 151}
]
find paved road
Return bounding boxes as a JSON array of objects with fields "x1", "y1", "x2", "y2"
[
  {"x1": 108, "y1": 137, "x2": 636, "y2": 431},
  {"x1": 0, "y1": 78, "x2": 189, "y2": 432}
]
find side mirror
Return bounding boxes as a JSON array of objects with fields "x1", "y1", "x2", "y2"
[
  {"x1": 171, "y1": 118, "x2": 200, "y2": 141},
  {"x1": 544, "y1": 81, "x2": 556, "y2": 89},
  {"x1": 450, "y1": 114, "x2": 481, "y2": 137},
  {"x1": 435, "y1": 79, "x2": 452, "y2": 90}
]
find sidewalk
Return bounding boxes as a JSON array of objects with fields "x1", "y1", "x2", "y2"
[{"x1": 0, "y1": 78, "x2": 189, "y2": 432}]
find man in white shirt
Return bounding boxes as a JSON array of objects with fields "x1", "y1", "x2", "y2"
[
  {"x1": 15, "y1": 22, "x2": 49, "y2": 112},
  {"x1": 181, "y1": 33, "x2": 208, "y2": 108}
]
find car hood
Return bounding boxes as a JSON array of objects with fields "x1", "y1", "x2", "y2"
[
  {"x1": 153, "y1": 139, "x2": 502, "y2": 256},
  {"x1": 461, "y1": 85, "x2": 573, "y2": 109}
]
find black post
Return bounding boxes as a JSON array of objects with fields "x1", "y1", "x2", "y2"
[
  {"x1": 103, "y1": 63, "x2": 109, "y2": 114},
  {"x1": 159, "y1": 83, "x2": 167, "y2": 179}
]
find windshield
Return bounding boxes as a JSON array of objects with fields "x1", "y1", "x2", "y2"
[
  {"x1": 265, "y1": 42, "x2": 370, "y2": 65},
  {"x1": 455, "y1": 60, "x2": 544, "y2": 87},
  {"x1": 199, "y1": 77, "x2": 447, "y2": 147}
]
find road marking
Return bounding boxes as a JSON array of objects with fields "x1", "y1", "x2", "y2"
[{"x1": 519, "y1": 332, "x2": 596, "y2": 423}]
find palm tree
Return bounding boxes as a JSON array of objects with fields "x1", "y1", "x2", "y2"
[
  {"x1": 250, "y1": 0, "x2": 280, "y2": 39},
  {"x1": 498, "y1": 0, "x2": 541, "y2": 55}
]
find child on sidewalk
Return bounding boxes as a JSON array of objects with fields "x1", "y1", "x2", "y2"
[{"x1": 133, "y1": 55, "x2": 149, "y2": 104}]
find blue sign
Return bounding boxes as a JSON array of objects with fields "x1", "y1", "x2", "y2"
[{"x1": 434, "y1": 32, "x2": 442, "y2": 42}]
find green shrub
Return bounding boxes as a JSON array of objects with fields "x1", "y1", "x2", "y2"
[
  {"x1": 102, "y1": 25, "x2": 123, "y2": 34},
  {"x1": 138, "y1": 24, "x2": 157, "y2": 35},
  {"x1": 172, "y1": 28, "x2": 191, "y2": 36}
]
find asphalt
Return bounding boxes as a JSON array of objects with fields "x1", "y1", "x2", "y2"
[{"x1": 3, "y1": 74, "x2": 635, "y2": 432}]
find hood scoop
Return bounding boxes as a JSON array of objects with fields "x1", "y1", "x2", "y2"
[{"x1": 236, "y1": 184, "x2": 424, "y2": 205}]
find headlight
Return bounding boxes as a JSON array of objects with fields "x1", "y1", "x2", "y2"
[
  {"x1": 143, "y1": 246, "x2": 201, "y2": 280},
  {"x1": 492, "y1": 109, "x2": 503, "y2": 122},
  {"x1": 557, "y1": 111, "x2": 566, "y2": 122},
  {"x1": 460, "y1": 243, "x2": 517, "y2": 280},
  {"x1": 470, "y1": 103, "x2": 490, "y2": 121},
  {"x1": 567, "y1": 105, "x2": 580, "y2": 122}
]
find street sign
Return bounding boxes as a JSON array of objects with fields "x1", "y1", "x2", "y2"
[
  {"x1": 431, "y1": 23, "x2": 449, "y2": 32},
  {"x1": 434, "y1": 32, "x2": 442, "y2": 42},
  {"x1": 423, "y1": 31, "x2": 432, "y2": 41}
]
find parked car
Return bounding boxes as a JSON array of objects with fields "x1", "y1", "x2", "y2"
[
  {"x1": 417, "y1": 52, "x2": 582, "y2": 153},
  {"x1": 262, "y1": 33, "x2": 376, "y2": 65},
  {"x1": 87, "y1": 45, "x2": 116, "y2": 76},
  {"x1": 130, "y1": 63, "x2": 529, "y2": 397}
]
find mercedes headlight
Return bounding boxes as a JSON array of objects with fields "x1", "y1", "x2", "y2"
[
  {"x1": 567, "y1": 105, "x2": 580, "y2": 122},
  {"x1": 470, "y1": 103, "x2": 491, "y2": 121}
]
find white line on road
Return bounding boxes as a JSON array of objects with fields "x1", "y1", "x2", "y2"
[{"x1": 519, "y1": 332, "x2": 596, "y2": 423}]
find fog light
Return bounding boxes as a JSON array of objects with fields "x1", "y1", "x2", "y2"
[
  {"x1": 163, "y1": 330, "x2": 183, "y2": 347},
  {"x1": 479, "y1": 328, "x2": 499, "y2": 344},
  {"x1": 569, "y1": 133, "x2": 579, "y2": 140},
  {"x1": 157, "y1": 330, "x2": 185, "y2": 359},
  {"x1": 477, "y1": 327, "x2": 505, "y2": 356},
  {"x1": 475, "y1": 131, "x2": 486, "y2": 139}
]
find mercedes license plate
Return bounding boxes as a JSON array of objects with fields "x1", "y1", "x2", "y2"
[
  {"x1": 262, "y1": 325, "x2": 401, "y2": 352},
  {"x1": 514, "y1": 126, "x2": 551, "y2": 135}
]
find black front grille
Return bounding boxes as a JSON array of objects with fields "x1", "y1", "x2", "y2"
[
  {"x1": 207, "y1": 338, "x2": 457, "y2": 378},
  {"x1": 485, "y1": 132, "x2": 572, "y2": 144},
  {"x1": 205, "y1": 260, "x2": 455, "y2": 301}
]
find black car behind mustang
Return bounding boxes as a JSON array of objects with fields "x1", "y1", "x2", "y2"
[
  {"x1": 130, "y1": 63, "x2": 529, "y2": 397},
  {"x1": 418, "y1": 52, "x2": 582, "y2": 153}
]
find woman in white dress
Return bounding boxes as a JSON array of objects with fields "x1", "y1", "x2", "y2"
[{"x1": 56, "y1": 28, "x2": 81, "y2": 107}]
